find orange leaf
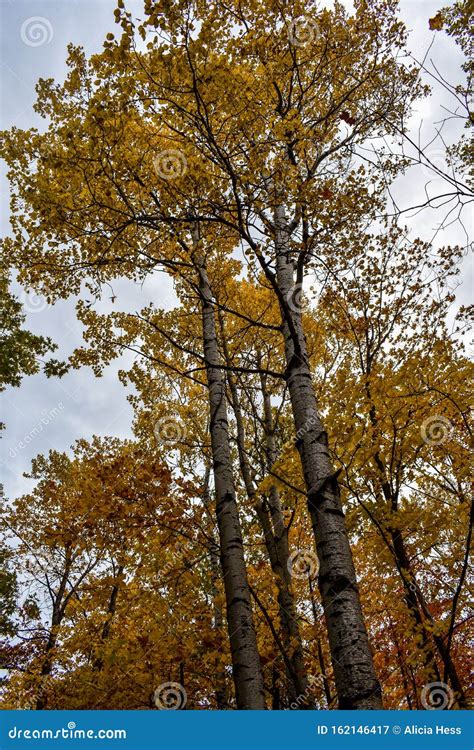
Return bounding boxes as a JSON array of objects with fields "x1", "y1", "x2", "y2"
[{"x1": 429, "y1": 13, "x2": 444, "y2": 31}]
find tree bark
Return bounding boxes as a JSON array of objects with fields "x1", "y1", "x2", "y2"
[
  {"x1": 269, "y1": 203, "x2": 383, "y2": 709},
  {"x1": 258, "y1": 365, "x2": 311, "y2": 706},
  {"x1": 193, "y1": 232, "x2": 265, "y2": 709},
  {"x1": 202, "y1": 465, "x2": 229, "y2": 709},
  {"x1": 216, "y1": 311, "x2": 309, "y2": 706}
]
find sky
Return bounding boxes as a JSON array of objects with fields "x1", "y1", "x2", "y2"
[{"x1": 0, "y1": 0, "x2": 472, "y2": 501}]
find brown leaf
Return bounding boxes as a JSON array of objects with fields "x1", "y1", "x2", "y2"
[
  {"x1": 429, "y1": 13, "x2": 444, "y2": 31},
  {"x1": 321, "y1": 186, "x2": 334, "y2": 200},
  {"x1": 340, "y1": 110, "x2": 356, "y2": 126}
]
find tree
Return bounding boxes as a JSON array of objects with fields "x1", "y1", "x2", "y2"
[
  {"x1": 307, "y1": 220, "x2": 471, "y2": 707},
  {"x1": 0, "y1": 543, "x2": 17, "y2": 638},
  {"x1": 1, "y1": 0, "x2": 470, "y2": 711},
  {"x1": 0, "y1": 269, "x2": 58, "y2": 429},
  {"x1": 0, "y1": 438, "x2": 178, "y2": 709}
]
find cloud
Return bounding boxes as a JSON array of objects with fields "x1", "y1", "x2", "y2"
[{"x1": 0, "y1": 0, "x2": 470, "y2": 499}]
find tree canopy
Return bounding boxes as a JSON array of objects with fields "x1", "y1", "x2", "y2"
[{"x1": 0, "y1": 0, "x2": 471, "y2": 711}]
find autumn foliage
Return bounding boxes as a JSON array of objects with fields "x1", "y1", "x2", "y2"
[{"x1": 0, "y1": 0, "x2": 472, "y2": 710}]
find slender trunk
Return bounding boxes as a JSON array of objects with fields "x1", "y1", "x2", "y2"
[
  {"x1": 393, "y1": 534, "x2": 467, "y2": 707},
  {"x1": 309, "y1": 575, "x2": 333, "y2": 708},
  {"x1": 202, "y1": 465, "x2": 229, "y2": 709},
  {"x1": 365, "y1": 387, "x2": 467, "y2": 707},
  {"x1": 271, "y1": 664, "x2": 282, "y2": 709},
  {"x1": 271, "y1": 203, "x2": 382, "y2": 709},
  {"x1": 35, "y1": 629, "x2": 57, "y2": 711},
  {"x1": 193, "y1": 233, "x2": 265, "y2": 709},
  {"x1": 92, "y1": 564, "x2": 124, "y2": 672},
  {"x1": 317, "y1": 638, "x2": 332, "y2": 708},
  {"x1": 390, "y1": 528, "x2": 441, "y2": 678},
  {"x1": 36, "y1": 557, "x2": 71, "y2": 709},
  {"x1": 259, "y1": 364, "x2": 310, "y2": 706},
  {"x1": 388, "y1": 615, "x2": 414, "y2": 709},
  {"x1": 217, "y1": 312, "x2": 309, "y2": 706}
]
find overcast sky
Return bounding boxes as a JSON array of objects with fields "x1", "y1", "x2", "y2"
[{"x1": 1, "y1": 0, "x2": 471, "y2": 501}]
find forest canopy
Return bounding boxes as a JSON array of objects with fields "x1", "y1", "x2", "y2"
[{"x1": 0, "y1": 0, "x2": 472, "y2": 711}]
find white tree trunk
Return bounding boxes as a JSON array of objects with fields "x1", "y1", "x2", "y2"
[
  {"x1": 194, "y1": 242, "x2": 265, "y2": 709},
  {"x1": 272, "y1": 204, "x2": 383, "y2": 709}
]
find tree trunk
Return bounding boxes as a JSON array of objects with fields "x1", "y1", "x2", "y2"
[
  {"x1": 36, "y1": 552, "x2": 72, "y2": 709},
  {"x1": 193, "y1": 233, "x2": 265, "y2": 709},
  {"x1": 308, "y1": 575, "x2": 334, "y2": 708},
  {"x1": 270, "y1": 203, "x2": 383, "y2": 709},
  {"x1": 92, "y1": 564, "x2": 124, "y2": 672},
  {"x1": 202, "y1": 465, "x2": 229, "y2": 709},
  {"x1": 217, "y1": 311, "x2": 310, "y2": 706},
  {"x1": 365, "y1": 387, "x2": 467, "y2": 708},
  {"x1": 391, "y1": 528, "x2": 467, "y2": 708},
  {"x1": 259, "y1": 365, "x2": 311, "y2": 706}
]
